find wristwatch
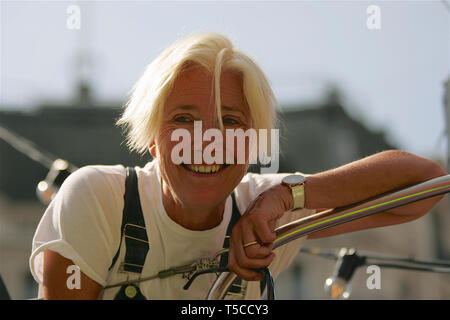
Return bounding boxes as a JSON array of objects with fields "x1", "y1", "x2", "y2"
[{"x1": 281, "y1": 174, "x2": 306, "y2": 210}]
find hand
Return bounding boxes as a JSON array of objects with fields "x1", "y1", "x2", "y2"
[{"x1": 228, "y1": 184, "x2": 293, "y2": 281}]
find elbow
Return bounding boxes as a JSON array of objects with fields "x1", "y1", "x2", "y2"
[
  {"x1": 423, "y1": 158, "x2": 447, "y2": 181},
  {"x1": 430, "y1": 161, "x2": 447, "y2": 178},
  {"x1": 416, "y1": 158, "x2": 447, "y2": 189},
  {"x1": 385, "y1": 149, "x2": 448, "y2": 180}
]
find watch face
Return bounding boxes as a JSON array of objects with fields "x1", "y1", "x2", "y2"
[{"x1": 283, "y1": 174, "x2": 305, "y2": 185}]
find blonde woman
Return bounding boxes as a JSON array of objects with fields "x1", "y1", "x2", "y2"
[{"x1": 30, "y1": 33, "x2": 446, "y2": 300}]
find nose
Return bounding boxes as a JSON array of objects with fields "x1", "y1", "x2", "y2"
[
  {"x1": 201, "y1": 109, "x2": 222, "y2": 131},
  {"x1": 191, "y1": 113, "x2": 224, "y2": 164}
]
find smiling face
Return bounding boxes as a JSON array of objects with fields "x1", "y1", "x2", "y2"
[{"x1": 151, "y1": 66, "x2": 253, "y2": 212}]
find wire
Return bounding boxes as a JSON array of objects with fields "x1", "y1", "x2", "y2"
[
  {"x1": 0, "y1": 124, "x2": 77, "y2": 171},
  {"x1": 371, "y1": 262, "x2": 450, "y2": 274},
  {"x1": 299, "y1": 246, "x2": 450, "y2": 271},
  {"x1": 0, "y1": 125, "x2": 56, "y2": 169},
  {"x1": 358, "y1": 251, "x2": 450, "y2": 268},
  {"x1": 299, "y1": 247, "x2": 338, "y2": 260}
]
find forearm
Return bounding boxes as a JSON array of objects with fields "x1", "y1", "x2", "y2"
[
  {"x1": 303, "y1": 150, "x2": 447, "y2": 210},
  {"x1": 241, "y1": 150, "x2": 446, "y2": 248},
  {"x1": 269, "y1": 150, "x2": 446, "y2": 240}
]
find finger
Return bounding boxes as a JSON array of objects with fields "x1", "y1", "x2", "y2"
[
  {"x1": 229, "y1": 261, "x2": 265, "y2": 281},
  {"x1": 239, "y1": 217, "x2": 274, "y2": 246},
  {"x1": 244, "y1": 242, "x2": 274, "y2": 259},
  {"x1": 228, "y1": 248, "x2": 273, "y2": 281},
  {"x1": 228, "y1": 232, "x2": 264, "y2": 281},
  {"x1": 252, "y1": 219, "x2": 276, "y2": 244},
  {"x1": 228, "y1": 254, "x2": 266, "y2": 281},
  {"x1": 238, "y1": 222, "x2": 274, "y2": 260},
  {"x1": 231, "y1": 229, "x2": 275, "y2": 270},
  {"x1": 241, "y1": 209, "x2": 277, "y2": 245}
]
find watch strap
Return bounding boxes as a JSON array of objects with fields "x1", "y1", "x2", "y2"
[{"x1": 291, "y1": 184, "x2": 305, "y2": 210}]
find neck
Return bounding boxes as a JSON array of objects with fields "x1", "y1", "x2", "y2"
[{"x1": 161, "y1": 183, "x2": 226, "y2": 231}]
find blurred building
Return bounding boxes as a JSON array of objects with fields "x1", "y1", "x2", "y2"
[{"x1": 0, "y1": 87, "x2": 448, "y2": 299}]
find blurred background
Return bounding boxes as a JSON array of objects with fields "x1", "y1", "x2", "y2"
[{"x1": 1, "y1": 0, "x2": 449, "y2": 299}]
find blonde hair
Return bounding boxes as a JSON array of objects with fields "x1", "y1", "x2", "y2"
[{"x1": 116, "y1": 32, "x2": 279, "y2": 155}]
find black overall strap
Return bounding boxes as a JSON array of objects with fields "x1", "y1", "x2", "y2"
[
  {"x1": 109, "y1": 167, "x2": 149, "y2": 300},
  {"x1": 218, "y1": 192, "x2": 246, "y2": 296},
  {"x1": 120, "y1": 167, "x2": 149, "y2": 273},
  {"x1": 220, "y1": 191, "x2": 269, "y2": 297},
  {"x1": 219, "y1": 192, "x2": 241, "y2": 268},
  {"x1": 109, "y1": 167, "x2": 149, "y2": 273}
]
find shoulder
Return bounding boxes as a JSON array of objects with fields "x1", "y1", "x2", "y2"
[
  {"x1": 50, "y1": 165, "x2": 133, "y2": 246},
  {"x1": 54, "y1": 164, "x2": 128, "y2": 223},
  {"x1": 58, "y1": 164, "x2": 127, "y2": 197},
  {"x1": 63, "y1": 164, "x2": 127, "y2": 185}
]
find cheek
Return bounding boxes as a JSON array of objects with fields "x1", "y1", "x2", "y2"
[
  {"x1": 157, "y1": 125, "x2": 175, "y2": 148},
  {"x1": 156, "y1": 127, "x2": 179, "y2": 163},
  {"x1": 223, "y1": 134, "x2": 253, "y2": 163},
  {"x1": 157, "y1": 124, "x2": 197, "y2": 167}
]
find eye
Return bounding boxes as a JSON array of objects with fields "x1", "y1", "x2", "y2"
[
  {"x1": 222, "y1": 117, "x2": 239, "y2": 125},
  {"x1": 174, "y1": 115, "x2": 192, "y2": 123}
]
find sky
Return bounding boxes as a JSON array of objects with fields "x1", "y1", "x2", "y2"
[{"x1": 1, "y1": 0, "x2": 449, "y2": 161}]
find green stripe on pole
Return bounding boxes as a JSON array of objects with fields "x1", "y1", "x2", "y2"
[{"x1": 274, "y1": 184, "x2": 450, "y2": 245}]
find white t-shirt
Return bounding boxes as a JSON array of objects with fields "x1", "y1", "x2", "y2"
[{"x1": 29, "y1": 159, "x2": 314, "y2": 299}]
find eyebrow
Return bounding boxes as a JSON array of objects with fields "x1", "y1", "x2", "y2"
[
  {"x1": 176, "y1": 105, "x2": 197, "y2": 111},
  {"x1": 222, "y1": 105, "x2": 245, "y2": 117},
  {"x1": 166, "y1": 105, "x2": 198, "y2": 117}
]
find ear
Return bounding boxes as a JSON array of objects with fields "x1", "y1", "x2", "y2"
[{"x1": 149, "y1": 141, "x2": 157, "y2": 158}]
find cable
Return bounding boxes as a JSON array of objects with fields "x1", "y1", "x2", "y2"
[
  {"x1": 0, "y1": 124, "x2": 78, "y2": 204},
  {"x1": 371, "y1": 262, "x2": 450, "y2": 274},
  {"x1": 0, "y1": 124, "x2": 78, "y2": 172},
  {"x1": 300, "y1": 246, "x2": 450, "y2": 271},
  {"x1": 359, "y1": 251, "x2": 450, "y2": 268},
  {"x1": 0, "y1": 125, "x2": 57, "y2": 169}
]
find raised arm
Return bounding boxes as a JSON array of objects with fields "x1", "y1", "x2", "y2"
[
  {"x1": 303, "y1": 149, "x2": 447, "y2": 238},
  {"x1": 227, "y1": 149, "x2": 447, "y2": 280}
]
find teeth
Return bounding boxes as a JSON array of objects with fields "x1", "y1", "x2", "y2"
[{"x1": 187, "y1": 164, "x2": 222, "y2": 173}]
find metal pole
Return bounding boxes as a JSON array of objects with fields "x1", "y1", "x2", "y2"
[
  {"x1": 444, "y1": 78, "x2": 450, "y2": 210},
  {"x1": 445, "y1": 78, "x2": 450, "y2": 173}
]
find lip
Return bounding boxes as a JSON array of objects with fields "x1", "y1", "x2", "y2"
[{"x1": 180, "y1": 163, "x2": 230, "y2": 177}]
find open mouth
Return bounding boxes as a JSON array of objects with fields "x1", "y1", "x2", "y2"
[{"x1": 181, "y1": 163, "x2": 230, "y2": 174}]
